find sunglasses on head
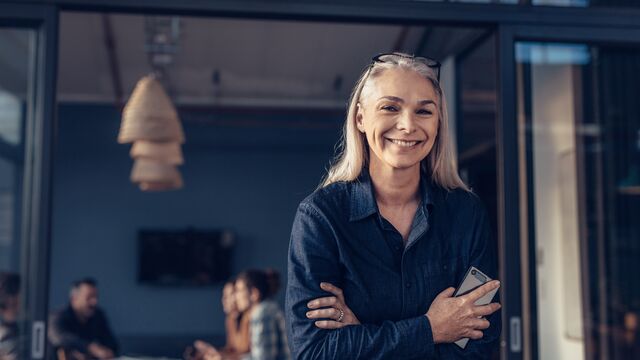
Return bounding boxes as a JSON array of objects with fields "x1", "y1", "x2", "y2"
[{"x1": 371, "y1": 52, "x2": 441, "y2": 82}]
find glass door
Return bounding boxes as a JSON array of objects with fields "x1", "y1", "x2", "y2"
[
  {"x1": 0, "y1": 4, "x2": 57, "y2": 360},
  {"x1": 516, "y1": 41, "x2": 640, "y2": 360}
]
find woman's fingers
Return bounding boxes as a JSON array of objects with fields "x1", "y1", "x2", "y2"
[
  {"x1": 437, "y1": 287, "x2": 456, "y2": 299},
  {"x1": 307, "y1": 296, "x2": 338, "y2": 309},
  {"x1": 306, "y1": 307, "x2": 342, "y2": 320},
  {"x1": 314, "y1": 320, "x2": 346, "y2": 329},
  {"x1": 469, "y1": 318, "x2": 491, "y2": 330},
  {"x1": 465, "y1": 281, "x2": 500, "y2": 303},
  {"x1": 320, "y1": 282, "x2": 345, "y2": 302},
  {"x1": 473, "y1": 302, "x2": 502, "y2": 317},
  {"x1": 468, "y1": 330, "x2": 484, "y2": 340},
  {"x1": 194, "y1": 340, "x2": 214, "y2": 352}
]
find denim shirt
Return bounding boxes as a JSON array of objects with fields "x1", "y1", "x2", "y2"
[{"x1": 285, "y1": 171, "x2": 501, "y2": 359}]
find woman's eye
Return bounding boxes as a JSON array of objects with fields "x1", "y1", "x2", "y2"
[
  {"x1": 416, "y1": 109, "x2": 433, "y2": 115},
  {"x1": 381, "y1": 105, "x2": 398, "y2": 112}
]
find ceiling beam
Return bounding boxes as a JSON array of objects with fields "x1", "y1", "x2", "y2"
[
  {"x1": 101, "y1": 13, "x2": 124, "y2": 109},
  {"x1": 392, "y1": 26, "x2": 410, "y2": 52},
  {"x1": 8, "y1": 0, "x2": 640, "y2": 29}
]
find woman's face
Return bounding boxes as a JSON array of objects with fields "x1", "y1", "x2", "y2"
[
  {"x1": 356, "y1": 68, "x2": 439, "y2": 172},
  {"x1": 221, "y1": 283, "x2": 237, "y2": 314},
  {"x1": 234, "y1": 279, "x2": 251, "y2": 312}
]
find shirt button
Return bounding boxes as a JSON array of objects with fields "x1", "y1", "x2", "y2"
[{"x1": 405, "y1": 282, "x2": 412, "y2": 289}]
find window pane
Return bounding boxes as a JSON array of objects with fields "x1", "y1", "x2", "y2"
[
  {"x1": 0, "y1": 27, "x2": 34, "y2": 360},
  {"x1": 517, "y1": 42, "x2": 640, "y2": 360}
]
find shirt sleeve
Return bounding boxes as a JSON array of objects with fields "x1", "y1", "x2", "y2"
[
  {"x1": 0, "y1": 325, "x2": 19, "y2": 360},
  {"x1": 438, "y1": 196, "x2": 502, "y2": 359},
  {"x1": 285, "y1": 203, "x2": 438, "y2": 360},
  {"x1": 95, "y1": 309, "x2": 119, "y2": 355},
  {"x1": 47, "y1": 311, "x2": 90, "y2": 353},
  {"x1": 249, "y1": 311, "x2": 280, "y2": 360}
]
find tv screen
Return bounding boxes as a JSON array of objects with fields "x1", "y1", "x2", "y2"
[{"x1": 138, "y1": 229, "x2": 234, "y2": 286}]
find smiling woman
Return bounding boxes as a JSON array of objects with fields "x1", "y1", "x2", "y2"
[
  {"x1": 285, "y1": 53, "x2": 502, "y2": 359},
  {"x1": 356, "y1": 69, "x2": 439, "y2": 178}
]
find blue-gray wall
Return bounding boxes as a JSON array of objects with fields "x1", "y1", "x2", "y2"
[{"x1": 49, "y1": 104, "x2": 341, "y2": 342}]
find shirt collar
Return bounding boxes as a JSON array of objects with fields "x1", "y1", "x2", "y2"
[{"x1": 349, "y1": 169, "x2": 437, "y2": 222}]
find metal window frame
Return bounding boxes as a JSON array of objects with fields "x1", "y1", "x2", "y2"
[
  {"x1": 499, "y1": 24, "x2": 640, "y2": 360},
  {"x1": 3, "y1": 0, "x2": 640, "y2": 28},
  {"x1": 0, "y1": 3, "x2": 58, "y2": 360},
  {"x1": 1, "y1": 1, "x2": 640, "y2": 360}
]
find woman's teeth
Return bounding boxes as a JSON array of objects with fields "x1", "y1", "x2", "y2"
[{"x1": 388, "y1": 139, "x2": 419, "y2": 147}]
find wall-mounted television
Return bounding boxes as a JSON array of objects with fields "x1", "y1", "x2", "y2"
[{"x1": 138, "y1": 228, "x2": 234, "y2": 286}]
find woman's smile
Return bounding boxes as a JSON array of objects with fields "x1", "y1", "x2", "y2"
[{"x1": 385, "y1": 137, "x2": 424, "y2": 148}]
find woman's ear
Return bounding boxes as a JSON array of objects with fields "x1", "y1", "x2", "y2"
[{"x1": 355, "y1": 103, "x2": 365, "y2": 133}]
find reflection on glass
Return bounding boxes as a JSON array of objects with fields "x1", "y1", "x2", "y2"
[
  {"x1": 0, "y1": 90, "x2": 22, "y2": 146},
  {"x1": 452, "y1": 0, "x2": 519, "y2": 3},
  {"x1": 456, "y1": 34, "x2": 499, "y2": 358},
  {"x1": 406, "y1": 0, "x2": 519, "y2": 3},
  {"x1": 517, "y1": 42, "x2": 640, "y2": 360},
  {"x1": 532, "y1": 0, "x2": 640, "y2": 7},
  {"x1": 0, "y1": 28, "x2": 33, "y2": 360},
  {"x1": 532, "y1": 0, "x2": 588, "y2": 6}
]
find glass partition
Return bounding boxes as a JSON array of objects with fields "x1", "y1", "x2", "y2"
[{"x1": 517, "y1": 42, "x2": 640, "y2": 360}]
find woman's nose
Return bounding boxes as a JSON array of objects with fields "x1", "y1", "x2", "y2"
[{"x1": 396, "y1": 111, "x2": 416, "y2": 133}]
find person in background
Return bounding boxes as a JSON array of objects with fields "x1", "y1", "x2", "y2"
[
  {"x1": 0, "y1": 272, "x2": 20, "y2": 360},
  {"x1": 221, "y1": 280, "x2": 250, "y2": 355},
  {"x1": 48, "y1": 278, "x2": 118, "y2": 360},
  {"x1": 189, "y1": 279, "x2": 250, "y2": 360},
  {"x1": 235, "y1": 269, "x2": 289, "y2": 360},
  {"x1": 192, "y1": 269, "x2": 288, "y2": 360}
]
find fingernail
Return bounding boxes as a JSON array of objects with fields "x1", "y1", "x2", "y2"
[
  {"x1": 307, "y1": 301, "x2": 314, "y2": 307},
  {"x1": 495, "y1": 281, "x2": 501, "y2": 287},
  {"x1": 320, "y1": 282, "x2": 328, "y2": 288},
  {"x1": 306, "y1": 312, "x2": 311, "y2": 317}
]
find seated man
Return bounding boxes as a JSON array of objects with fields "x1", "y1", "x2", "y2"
[
  {"x1": 48, "y1": 278, "x2": 118, "y2": 360},
  {"x1": 0, "y1": 272, "x2": 20, "y2": 360}
]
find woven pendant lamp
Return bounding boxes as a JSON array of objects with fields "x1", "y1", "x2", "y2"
[
  {"x1": 130, "y1": 158, "x2": 183, "y2": 191},
  {"x1": 119, "y1": 74, "x2": 186, "y2": 191},
  {"x1": 130, "y1": 140, "x2": 184, "y2": 165},
  {"x1": 118, "y1": 75, "x2": 185, "y2": 144},
  {"x1": 139, "y1": 179, "x2": 184, "y2": 192}
]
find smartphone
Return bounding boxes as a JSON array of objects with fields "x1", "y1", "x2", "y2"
[{"x1": 452, "y1": 266, "x2": 499, "y2": 349}]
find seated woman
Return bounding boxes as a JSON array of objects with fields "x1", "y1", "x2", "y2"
[
  {"x1": 194, "y1": 269, "x2": 289, "y2": 360},
  {"x1": 221, "y1": 280, "x2": 250, "y2": 355},
  {"x1": 190, "y1": 280, "x2": 250, "y2": 360},
  {"x1": 286, "y1": 52, "x2": 502, "y2": 359}
]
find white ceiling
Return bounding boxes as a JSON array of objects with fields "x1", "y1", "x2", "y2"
[{"x1": 56, "y1": 12, "x2": 485, "y2": 109}]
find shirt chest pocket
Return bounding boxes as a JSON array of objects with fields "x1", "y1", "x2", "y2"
[{"x1": 421, "y1": 256, "x2": 464, "y2": 304}]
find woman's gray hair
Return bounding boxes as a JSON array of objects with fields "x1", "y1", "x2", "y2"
[{"x1": 321, "y1": 52, "x2": 469, "y2": 191}]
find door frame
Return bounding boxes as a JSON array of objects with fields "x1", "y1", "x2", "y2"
[
  {"x1": 0, "y1": 3, "x2": 58, "y2": 359},
  {"x1": 3, "y1": 1, "x2": 640, "y2": 359},
  {"x1": 498, "y1": 24, "x2": 640, "y2": 360}
]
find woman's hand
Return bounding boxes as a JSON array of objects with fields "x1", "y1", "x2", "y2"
[
  {"x1": 306, "y1": 282, "x2": 360, "y2": 329},
  {"x1": 426, "y1": 280, "x2": 501, "y2": 344},
  {"x1": 193, "y1": 340, "x2": 222, "y2": 360}
]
